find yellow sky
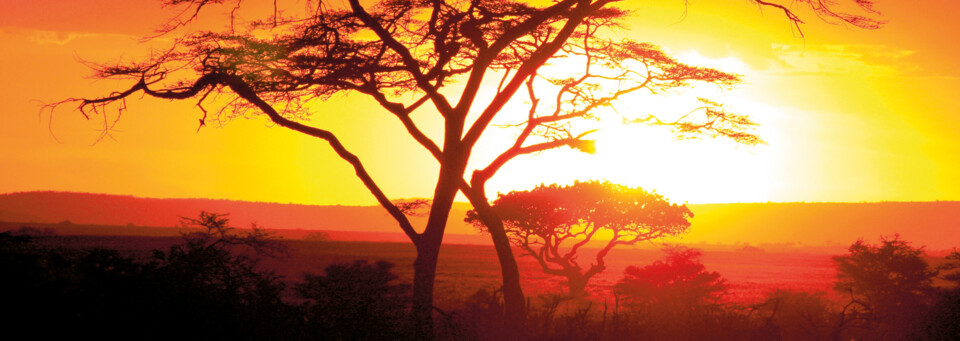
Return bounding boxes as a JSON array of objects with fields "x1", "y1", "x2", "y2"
[{"x1": 1, "y1": 0, "x2": 958, "y2": 206}]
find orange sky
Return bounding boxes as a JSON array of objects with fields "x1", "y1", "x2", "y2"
[{"x1": 1, "y1": 0, "x2": 959, "y2": 206}]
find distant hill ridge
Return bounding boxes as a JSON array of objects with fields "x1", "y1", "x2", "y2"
[
  {"x1": 1, "y1": 191, "x2": 958, "y2": 249},
  {"x1": 685, "y1": 201, "x2": 960, "y2": 250},
  {"x1": 0, "y1": 191, "x2": 476, "y2": 235}
]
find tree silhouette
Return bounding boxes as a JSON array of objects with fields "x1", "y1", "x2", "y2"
[
  {"x1": 51, "y1": 0, "x2": 881, "y2": 335},
  {"x1": 468, "y1": 181, "x2": 692, "y2": 296},
  {"x1": 832, "y1": 235, "x2": 937, "y2": 340},
  {"x1": 148, "y1": 212, "x2": 295, "y2": 340},
  {"x1": 153, "y1": 212, "x2": 288, "y2": 301}
]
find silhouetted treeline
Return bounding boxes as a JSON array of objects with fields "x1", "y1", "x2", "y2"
[
  {"x1": 453, "y1": 237, "x2": 960, "y2": 341},
  {"x1": 0, "y1": 215, "x2": 408, "y2": 340},
  {"x1": 2, "y1": 220, "x2": 958, "y2": 340}
]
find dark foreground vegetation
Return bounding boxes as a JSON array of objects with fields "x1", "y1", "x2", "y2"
[{"x1": 2, "y1": 214, "x2": 958, "y2": 340}]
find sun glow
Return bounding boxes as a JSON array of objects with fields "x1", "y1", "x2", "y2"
[
  {"x1": 590, "y1": 119, "x2": 778, "y2": 204},
  {"x1": 483, "y1": 50, "x2": 785, "y2": 204},
  {"x1": 593, "y1": 51, "x2": 772, "y2": 202}
]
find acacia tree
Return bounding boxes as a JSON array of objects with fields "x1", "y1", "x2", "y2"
[
  {"x1": 468, "y1": 181, "x2": 692, "y2": 296},
  {"x1": 52, "y1": 0, "x2": 881, "y2": 335}
]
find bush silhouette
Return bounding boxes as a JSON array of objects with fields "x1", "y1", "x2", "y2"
[
  {"x1": 611, "y1": 246, "x2": 732, "y2": 340},
  {"x1": 752, "y1": 290, "x2": 838, "y2": 341},
  {"x1": 922, "y1": 287, "x2": 960, "y2": 340},
  {"x1": 298, "y1": 260, "x2": 412, "y2": 340},
  {"x1": 832, "y1": 235, "x2": 938, "y2": 340},
  {"x1": 615, "y1": 246, "x2": 727, "y2": 311},
  {"x1": 146, "y1": 212, "x2": 294, "y2": 340}
]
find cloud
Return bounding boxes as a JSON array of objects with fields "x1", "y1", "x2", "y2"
[
  {"x1": 29, "y1": 31, "x2": 100, "y2": 46},
  {"x1": 1, "y1": 26, "x2": 135, "y2": 46},
  {"x1": 765, "y1": 44, "x2": 919, "y2": 77}
]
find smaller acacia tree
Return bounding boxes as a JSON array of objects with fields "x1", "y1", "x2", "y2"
[{"x1": 467, "y1": 180, "x2": 691, "y2": 296}]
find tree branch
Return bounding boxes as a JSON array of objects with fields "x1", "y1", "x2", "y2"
[
  {"x1": 221, "y1": 73, "x2": 422, "y2": 244},
  {"x1": 347, "y1": 0, "x2": 455, "y2": 115},
  {"x1": 462, "y1": 0, "x2": 598, "y2": 149},
  {"x1": 61, "y1": 73, "x2": 423, "y2": 245}
]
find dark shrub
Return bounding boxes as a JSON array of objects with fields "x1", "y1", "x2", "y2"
[{"x1": 298, "y1": 260, "x2": 411, "y2": 340}]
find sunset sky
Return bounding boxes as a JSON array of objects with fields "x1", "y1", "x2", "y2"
[{"x1": 1, "y1": 0, "x2": 958, "y2": 207}]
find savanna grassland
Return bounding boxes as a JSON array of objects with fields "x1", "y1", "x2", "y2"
[{"x1": 37, "y1": 232, "x2": 836, "y2": 306}]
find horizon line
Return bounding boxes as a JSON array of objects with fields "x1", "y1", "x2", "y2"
[{"x1": 3, "y1": 189, "x2": 960, "y2": 206}]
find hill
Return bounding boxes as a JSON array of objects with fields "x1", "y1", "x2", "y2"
[
  {"x1": 0, "y1": 191, "x2": 477, "y2": 235},
  {"x1": 683, "y1": 202, "x2": 960, "y2": 250},
  {"x1": 0, "y1": 191, "x2": 957, "y2": 250}
]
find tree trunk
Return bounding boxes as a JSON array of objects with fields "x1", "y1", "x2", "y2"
[
  {"x1": 412, "y1": 241, "x2": 440, "y2": 339},
  {"x1": 409, "y1": 164, "x2": 461, "y2": 339},
  {"x1": 464, "y1": 190, "x2": 527, "y2": 338},
  {"x1": 567, "y1": 274, "x2": 589, "y2": 297}
]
